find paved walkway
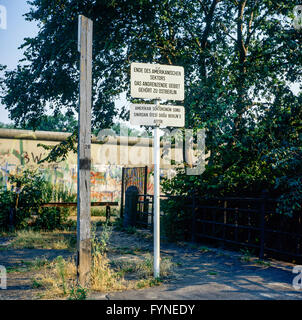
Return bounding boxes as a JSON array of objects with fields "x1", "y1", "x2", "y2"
[{"x1": 91, "y1": 239, "x2": 302, "y2": 300}]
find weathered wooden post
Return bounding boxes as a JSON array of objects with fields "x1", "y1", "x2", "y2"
[{"x1": 77, "y1": 15, "x2": 93, "y2": 286}]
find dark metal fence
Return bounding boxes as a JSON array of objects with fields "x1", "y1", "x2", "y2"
[
  {"x1": 136, "y1": 194, "x2": 154, "y2": 228},
  {"x1": 191, "y1": 192, "x2": 302, "y2": 262},
  {"x1": 133, "y1": 191, "x2": 302, "y2": 262}
]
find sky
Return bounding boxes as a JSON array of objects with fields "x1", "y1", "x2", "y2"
[{"x1": 0, "y1": 0, "x2": 39, "y2": 124}]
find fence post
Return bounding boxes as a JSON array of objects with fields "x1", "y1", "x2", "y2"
[
  {"x1": 106, "y1": 205, "x2": 111, "y2": 223},
  {"x1": 259, "y1": 189, "x2": 268, "y2": 259},
  {"x1": 143, "y1": 166, "x2": 148, "y2": 215},
  {"x1": 191, "y1": 190, "x2": 197, "y2": 243},
  {"x1": 120, "y1": 167, "x2": 125, "y2": 218},
  {"x1": 9, "y1": 208, "x2": 15, "y2": 231}
]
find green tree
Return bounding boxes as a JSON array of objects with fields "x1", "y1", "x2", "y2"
[
  {"x1": 1, "y1": 0, "x2": 223, "y2": 130},
  {"x1": 23, "y1": 113, "x2": 78, "y2": 132}
]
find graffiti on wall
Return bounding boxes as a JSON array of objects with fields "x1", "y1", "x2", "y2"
[{"x1": 0, "y1": 138, "x2": 123, "y2": 202}]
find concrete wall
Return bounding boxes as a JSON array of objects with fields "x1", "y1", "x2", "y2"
[{"x1": 0, "y1": 128, "x2": 185, "y2": 201}]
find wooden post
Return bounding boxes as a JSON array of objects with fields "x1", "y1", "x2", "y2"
[
  {"x1": 77, "y1": 15, "x2": 93, "y2": 287},
  {"x1": 106, "y1": 205, "x2": 111, "y2": 223}
]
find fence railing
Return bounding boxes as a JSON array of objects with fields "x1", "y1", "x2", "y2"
[
  {"x1": 133, "y1": 191, "x2": 302, "y2": 262},
  {"x1": 9, "y1": 201, "x2": 119, "y2": 230},
  {"x1": 191, "y1": 192, "x2": 302, "y2": 261},
  {"x1": 136, "y1": 194, "x2": 154, "y2": 228}
]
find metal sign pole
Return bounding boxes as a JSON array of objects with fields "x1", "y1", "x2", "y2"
[
  {"x1": 129, "y1": 62, "x2": 185, "y2": 279},
  {"x1": 153, "y1": 100, "x2": 161, "y2": 278}
]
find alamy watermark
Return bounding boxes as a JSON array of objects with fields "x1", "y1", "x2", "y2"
[
  {"x1": 293, "y1": 5, "x2": 302, "y2": 31},
  {"x1": 292, "y1": 266, "x2": 302, "y2": 290},
  {"x1": 96, "y1": 128, "x2": 206, "y2": 175},
  {"x1": 0, "y1": 5, "x2": 7, "y2": 30},
  {"x1": 0, "y1": 265, "x2": 6, "y2": 290}
]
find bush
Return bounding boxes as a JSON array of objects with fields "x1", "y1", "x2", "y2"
[
  {"x1": 161, "y1": 197, "x2": 192, "y2": 242},
  {"x1": 0, "y1": 169, "x2": 74, "y2": 231},
  {"x1": 0, "y1": 189, "x2": 14, "y2": 230},
  {"x1": 34, "y1": 207, "x2": 71, "y2": 231},
  {"x1": 0, "y1": 168, "x2": 47, "y2": 230}
]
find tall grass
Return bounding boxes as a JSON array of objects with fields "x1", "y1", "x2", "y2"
[
  {"x1": 10, "y1": 230, "x2": 76, "y2": 250},
  {"x1": 32, "y1": 224, "x2": 174, "y2": 299}
]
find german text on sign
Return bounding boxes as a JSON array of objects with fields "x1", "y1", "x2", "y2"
[
  {"x1": 130, "y1": 104, "x2": 185, "y2": 127},
  {"x1": 130, "y1": 62, "x2": 184, "y2": 101}
]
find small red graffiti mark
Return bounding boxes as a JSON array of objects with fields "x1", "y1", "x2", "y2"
[{"x1": 91, "y1": 171, "x2": 105, "y2": 184}]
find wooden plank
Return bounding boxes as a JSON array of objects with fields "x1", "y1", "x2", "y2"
[
  {"x1": 41, "y1": 202, "x2": 118, "y2": 208},
  {"x1": 77, "y1": 15, "x2": 93, "y2": 287}
]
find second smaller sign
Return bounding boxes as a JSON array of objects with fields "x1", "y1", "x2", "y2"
[{"x1": 130, "y1": 104, "x2": 185, "y2": 127}]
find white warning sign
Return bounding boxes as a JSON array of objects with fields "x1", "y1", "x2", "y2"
[
  {"x1": 130, "y1": 104, "x2": 185, "y2": 127},
  {"x1": 130, "y1": 62, "x2": 184, "y2": 101}
]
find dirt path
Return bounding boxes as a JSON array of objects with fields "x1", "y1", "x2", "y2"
[
  {"x1": 1, "y1": 228, "x2": 302, "y2": 300},
  {"x1": 0, "y1": 247, "x2": 75, "y2": 300}
]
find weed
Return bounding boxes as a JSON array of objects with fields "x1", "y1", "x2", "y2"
[
  {"x1": 90, "y1": 251, "x2": 126, "y2": 292},
  {"x1": 199, "y1": 246, "x2": 211, "y2": 253},
  {"x1": 189, "y1": 243, "x2": 199, "y2": 250},
  {"x1": 68, "y1": 285, "x2": 88, "y2": 300},
  {"x1": 255, "y1": 259, "x2": 271, "y2": 267},
  {"x1": 125, "y1": 226, "x2": 137, "y2": 235},
  {"x1": 240, "y1": 248, "x2": 252, "y2": 262},
  {"x1": 23, "y1": 258, "x2": 49, "y2": 270},
  {"x1": 113, "y1": 253, "x2": 174, "y2": 279},
  {"x1": 32, "y1": 279, "x2": 43, "y2": 289},
  {"x1": 90, "y1": 225, "x2": 126, "y2": 292},
  {"x1": 6, "y1": 266, "x2": 22, "y2": 273},
  {"x1": 92, "y1": 223, "x2": 112, "y2": 255},
  {"x1": 56, "y1": 256, "x2": 67, "y2": 294},
  {"x1": 33, "y1": 256, "x2": 77, "y2": 299},
  {"x1": 9, "y1": 230, "x2": 76, "y2": 250},
  {"x1": 113, "y1": 217, "x2": 124, "y2": 231},
  {"x1": 136, "y1": 277, "x2": 162, "y2": 289},
  {"x1": 112, "y1": 246, "x2": 147, "y2": 255},
  {"x1": 91, "y1": 208, "x2": 106, "y2": 217}
]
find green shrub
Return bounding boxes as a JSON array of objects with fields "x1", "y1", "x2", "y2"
[
  {"x1": 0, "y1": 169, "x2": 74, "y2": 231},
  {"x1": 91, "y1": 208, "x2": 106, "y2": 217},
  {"x1": 0, "y1": 189, "x2": 14, "y2": 230},
  {"x1": 34, "y1": 207, "x2": 71, "y2": 231},
  {"x1": 161, "y1": 197, "x2": 191, "y2": 242},
  {"x1": 0, "y1": 169, "x2": 48, "y2": 230}
]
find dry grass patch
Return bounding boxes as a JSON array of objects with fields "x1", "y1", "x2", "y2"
[
  {"x1": 33, "y1": 256, "x2": 78, "y2": 299},
  {"x1": 33, "y1": 253, "x2": 127, "y2": 299},
  {"x1": 31, "y1": 224, "x2": 174, "y2": 299},
  {"x1": 9, "y1": 230, "x2": 76, "y2": 250},
  {"x1": 112, "y1": 253, "x2": 174, "y2": 289}
]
